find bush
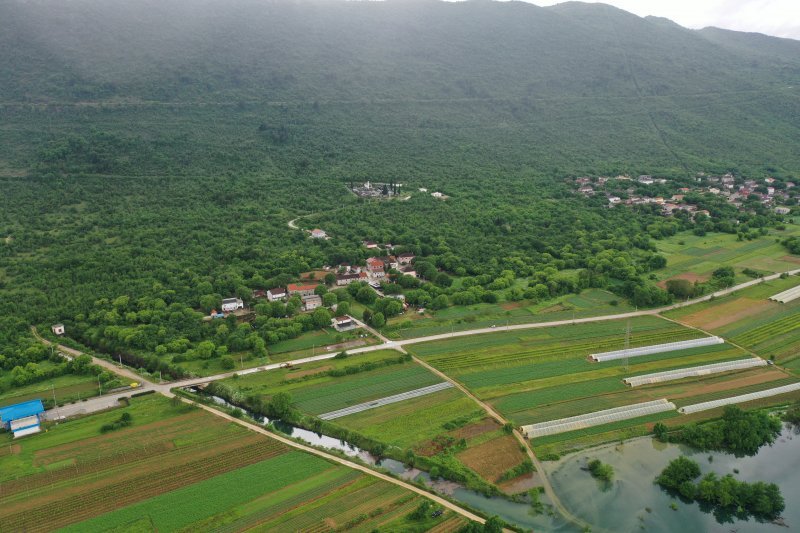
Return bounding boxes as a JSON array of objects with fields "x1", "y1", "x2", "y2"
[{"x1": 587, "y1": 459, "x2": 614, "y2": 482}]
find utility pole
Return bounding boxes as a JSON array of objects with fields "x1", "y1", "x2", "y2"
[{"x1": 97, "y1": 375, "x2": 102, "y2": 396}]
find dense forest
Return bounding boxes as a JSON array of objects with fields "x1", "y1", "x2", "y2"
[{"x1": 0, "y1": 0, "x2": 799, "y2": 381}]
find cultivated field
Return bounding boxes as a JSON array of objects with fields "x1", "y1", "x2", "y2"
[
  {"x1": 0, "y1": 394, "x2": 464, "y2": 532},
  {"x1": 408, "y1": 314, "x2": 799, "y2": 455},
  {"x1": 219, "y1": 351, "x2": 533, "y2": 493},
  {"x1": 666, "y1": 275, "x2": 800, "y2": 370}
]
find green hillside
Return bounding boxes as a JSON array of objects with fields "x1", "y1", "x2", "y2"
[{"x1": 0, "y1": 0, "x2": 798, "y2": 379}]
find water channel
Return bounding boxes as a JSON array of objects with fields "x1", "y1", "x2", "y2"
[{"x1": 193, "y1": 389, "x2": 799, "y2": 532}]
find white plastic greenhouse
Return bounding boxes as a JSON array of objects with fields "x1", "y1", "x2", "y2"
[
  {"x1": 318, "y1": 382, "x2": 453, "y2": 420},
  {"x1": 679, "y1": 382, "x2": 800, "y2": 414},
  {"x1": 589, "y1": 336, "x2": 724, "y2": 362},
  {"x1": 521, "y1": 399, "x2": 676, "y2": 438},
  {"x1": 623, "y1": 358, "x2": 766, "y2": 387},
  {"x1": 769, "y1": 284, "x2": 800, "y2": 304}
]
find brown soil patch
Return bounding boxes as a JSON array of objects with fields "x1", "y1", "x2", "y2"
[
  {"x1": 668, "y1": 369, "x2": 787, "y2": 401},
  {"x1": 457, "y1": 435, "x2": 527, "y2": 483},
  {"x1": 500, "y1": 301, "x2": 526, "y2": 310},
  {"x1": 781, "y1": 255, "x2": 800, "y2": 264},
  {"x1": 300, "y1": 270, "x2": 328, "y2": 281},
  {"x1": 656, "y1": 272, "x2": 710, "y2": 289},
  {"x1": 678, "y1": 298, "x2": 774, "y2": 330},
  {"x1": 540, "y1": 303, "x2": 569, "y2": 314},
  {"x1": 286, "y1": 366, "x2": 332, "y2": 379},
  {"x1": 451, "y1": 418, "x2": 501, "y2": 440}
]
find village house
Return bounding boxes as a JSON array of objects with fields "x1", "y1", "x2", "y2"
[
  {"x1": 377, "y1": 255, "x2": 399, "y2": 270},
  {"x1": 302, "y1": 295, "x2": 322, "y2": 311},
  {"x1": 399, "y1": 265, "x2": 417, "y2": 277},
  {"x1": 787, "y1": 182, "x2": 795, "y2": 189},
  {"x1": 252, "y1": 289, "x2": 266, "y2": 299},
  {"x1": 336, "y1": 272, "x2": 366, "y2": 286},
  {"x1": 310, "y1": 229, "x2": 328, "y2": 239},
  {"x1": 637, "y1": 175, "x2": 654, "y2": 185},
  {"x1": 775, "y1": 207, "x2": 791, "y2": 215},
  {"x1": 366, "y1": 257, "x2": 386, "y2": 278},
  {"x1": 267, "y1": 287, "x2": 287, "y2": 301},
  {"x1": 221, "y1": 298, "x2": 244, "y2": 313},
  {"x1": 397, "y1": 252, "x2": 415, "y2": 265},
  {"x1": 51, "y1": 323, "x2": 65, "y2": 336},
  {"x1": 332, "y1": 315, "x2": 356, "y2": 332},
  {"x1": 575, "y1": 177, "x2": 591, "y2": 185},
  {"x1": 287, "y1": 283, "x2": 318, "y2": 297},
  {"x1": 578, "y1": 186, "x2": 594, "y2": 195},
  {"x1": 362, "y1": 240, "x2": 379, "y2": 249},
  {"x1": 608, "y1": 196, "x2": 621, "y2": 205}
]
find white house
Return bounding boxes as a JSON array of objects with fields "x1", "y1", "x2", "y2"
[
  {"x1": 302, "y1": 295, "x2": 323, "y2": 311},
  {"x1": 51, "y1": 324, "x2": 65, "y2": 336},
  {"x1": 221, "y1": 298, "x2": 244, "y2": 313},
  {"x1": 332, "y1": 315, "x2": 356, "y2": 331},
  {"x1": 267, "y1": 288, "x2": 287, "y2": 302},
  {"x1": 310, "y1": 229, "x2": 328, "y2": 239},
  {"x1": 775, "y1": 207, "x2": 791, "y2": 215}
]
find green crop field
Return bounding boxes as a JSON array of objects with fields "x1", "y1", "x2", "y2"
[
  {"x1": 0, "y1": 372, "x2": 104, "y2": 406},
  {"x1": 665, "y1": 275, "x2": 800, "y2": 368},
  {"x1": 289, "y1": 364, "x2": 442, "y2": 415},
  {"x1": 219, "y1": 351, "x2": 442, "y2": 415},
  {"x1": 335, "y1": 388, "x2": 483, "y2": 448},
  {"x1": 655, "y1": 223, "x2": 800, "y2": 282},
  {"x1": 408, "y1": 312, "x2": 800, "y2": 454},
  {"x1": 0, "y1": 394, "x2": 460, "y2": 532}
]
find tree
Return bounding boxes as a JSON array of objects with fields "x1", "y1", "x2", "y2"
[
  {"x1": 370, "y1": 312, "x2": 385, "y2": 328},
  {"x1": 314, "y1": 284, "x2": 327, "y2": 296},
  {"x1": 324, "y1": 272, "x2": 336, "y2": 286},
  {"x1": 220, "y1": 355, "x2": 235, "y2": 369},
  {"x1": 336, "y1": 301, "x2": 350, "y2": 316},
  {"x1": 656, "y1": 456, "x2": 701, "y2": 490},
  {"x1": 356, "y1": 286, "x2": 377, "y2": 304},
  {"x1": 322, "y1": 292, "x2": 338, "y2": 307},
  {"x1": 268, "y1": 392, "x2": 293, "y2": 419},
  {"x1": 312, "y1": 307, "x2": 332, "y2": 328},
  {"x1": 653, "y1": 422, "x2": 668, "y2": 441}
]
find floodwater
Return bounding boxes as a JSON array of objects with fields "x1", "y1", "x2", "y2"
[{"x1": 546, "y1": 424, "x2": 800, "y2": 533}]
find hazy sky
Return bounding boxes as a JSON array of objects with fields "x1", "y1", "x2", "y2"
[{"x1": 535, "y1": 1, "x2": 800, "y2": 40}]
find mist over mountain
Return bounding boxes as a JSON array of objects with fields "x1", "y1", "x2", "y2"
[{"x1": 2, "y1": 0, "x2": 799, "y2": 103}]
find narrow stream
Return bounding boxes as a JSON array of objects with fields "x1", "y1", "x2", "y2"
[{"x1": 189, "y1": 388, "x2": 577, "y2": 532}]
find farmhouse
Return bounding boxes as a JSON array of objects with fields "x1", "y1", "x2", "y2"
[
  {"x1": 775, "y1": 207, "x2": 791, "y2": 215},
  {"x1": 221, "y1": 298, "x2": 244, "y2": 313},
  {"x1": 332, "y1": 315, "x2": 356, "y2": 331},
  {"x1": 336, "y1": 272, "x2": 366, "y2": 286},
  {"x1": 0, "y1": 399, "x2": 45, "y2": 438},
  {"x1": 366, "y1": 257, "x2": 386, "y2": 278},
  {"x1": 399, "y1": 265, "x2": 417, "y2": 277},
  {"x1": 310, "y1": 229, "x2": 328, "y2": 239},
  {"x1": 251, "y1": 289, "x2": 266, "y2": 299},
  {"x1": 287, "y1": 283, "x2": 318, "y2": 297},
  {"x1": 637, "y1": 175, "x2": 654, "y2": 185},
  {"x1": 302, "y1": 294, "x2": 323, "y2": 311},
  {"x1": 267, "y1": 287, "x2": 287, "y2": 301},
  {"x1": 377, "y1": 256, "x2": 399, "y2": 270},
  {"x1": 51, "y1": 323, "x2": 65, "y2": 336},
  {"x1": 397, "y1": 252, "x2": 415, "y2": 265},
  {"x1": 362, "y1": 240, "x2": 379, "y2": 249}
]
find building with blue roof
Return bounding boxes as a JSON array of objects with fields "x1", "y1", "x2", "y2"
[{"x1": 0, "y1": 399, "x2": 45, "y2": 438}]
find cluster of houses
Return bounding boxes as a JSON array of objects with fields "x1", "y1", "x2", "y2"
[{"x1": 575, "y1": 173, "x2": 795, "y2": 219}]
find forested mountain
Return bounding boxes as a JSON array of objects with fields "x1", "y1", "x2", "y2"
[{"x1": 0, "y1": 0, "x2": 798, "y2": 378}]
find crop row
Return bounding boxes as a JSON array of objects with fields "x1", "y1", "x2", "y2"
[
  {"x1": 733, "y1": 315, "x2": 800, "y2": 347},
  {"x1": 428, "y1": 330, "x2": 702, "y2": 371},
  {"x1": 212, "y1": 469, "x2": 363, "y2": 533},
  {"x1": 1, "y1": 440, "x2": 286, "y2": 532},
  {"x1": 291, "y1": 366, "x2": 440, "y2": 415}
]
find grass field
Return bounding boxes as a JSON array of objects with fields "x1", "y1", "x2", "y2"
[
  {"x1": 655, "y1": 223, "x2": 800, "y2": 283},
  {"x1": 0, "y1": 394, "x2": 464, "y2": 532},
  {"x1": 383, "y1": 288, "x2": 634, "y2": 340}
]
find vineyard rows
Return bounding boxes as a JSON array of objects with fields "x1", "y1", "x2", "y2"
[{"x1": 733, "y1": 315, "x2": 800, "y2": 347}]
